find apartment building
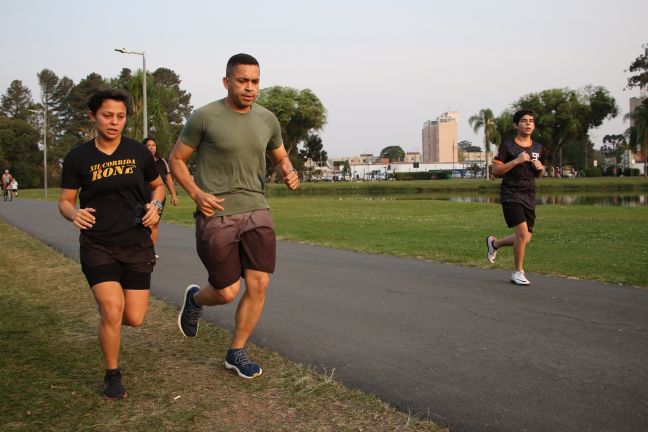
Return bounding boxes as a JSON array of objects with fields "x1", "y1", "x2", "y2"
[{"x1": 421, "y1": 111, "x2": 459, "y2": 163}]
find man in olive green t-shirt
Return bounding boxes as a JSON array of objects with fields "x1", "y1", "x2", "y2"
[{"x1": 170, "y1": 53, "x2": 299, "y2": 379}]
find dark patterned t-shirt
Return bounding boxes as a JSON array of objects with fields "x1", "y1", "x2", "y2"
[{"x1": 493, "y1": 138, "x2": 544, "y2": 209}]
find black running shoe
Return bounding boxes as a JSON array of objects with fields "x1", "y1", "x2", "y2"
[
  {"x1": 225, "y1": 348, "x2": 263, "y2": 379},
  {"x1": 178, "y1": 284, "x2": 202, "y2": 337},
  {"x1": 103, "y1": 369, "x2": 126, "y2": 400}
]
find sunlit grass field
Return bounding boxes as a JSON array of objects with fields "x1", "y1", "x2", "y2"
[{"x1": 19, "y1": 177, "x2": 648, "y2": 287}]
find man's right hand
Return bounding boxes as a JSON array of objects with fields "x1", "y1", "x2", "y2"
[
  {"x1": 194, "y1": 190, "x2": 225, "y2": 217},
  {"x1": 515, "y1": 152, "x2": 531, "y2": 165}
]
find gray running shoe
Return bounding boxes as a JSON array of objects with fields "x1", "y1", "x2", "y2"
[
  {"x1": 486, "y1": 236, "x2": 498, "y2": 264},
  {"x1": 510, "y1": 271, "x2": 530, "y2": 285}
]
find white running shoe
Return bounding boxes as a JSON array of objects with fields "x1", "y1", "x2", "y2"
[
  {"x1": 486, "y1": 236, "x2": 498, "y2": 264},
  {"x1": 510, "y1": 271, "x2": 530, "y2": 285}
]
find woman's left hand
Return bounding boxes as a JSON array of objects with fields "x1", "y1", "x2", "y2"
[{"x1": 141, "y1": 203, "x2": 160, "y2": 227}]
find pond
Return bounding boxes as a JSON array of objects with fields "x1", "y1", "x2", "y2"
[{"x1": 372, "y1": 192, "x2": 648, "y2": 206}]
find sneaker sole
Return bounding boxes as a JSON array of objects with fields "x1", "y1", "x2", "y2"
[
  {"x1": 485, "y1": 236, "x2": 495, "y2": 264},
  {"x1": 224, "y1": 360, "x2": 263, "y2": 379},
  {"x1": 178, "y1": 284, "x2": 200, "y2": 338},
  {"x1": 510, "y1": 279, "x2": 530, "y2": 286},
  {"x1": 104, "y1": 391, "x2": 128, "y2": 400}
]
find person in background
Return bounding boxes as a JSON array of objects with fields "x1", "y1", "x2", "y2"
[
  {"x1": 486, "y1": 109, "x2": 544, "y2": 286},
  {"x1": 2, "y1": 169, "x2": 13, "y2": 201},
  {"x1": 10, "y1": 178, "x2": 17, "y2": 198},
  {"x1": 143, "y1": 137, "x2": 179, "y2": 252}
]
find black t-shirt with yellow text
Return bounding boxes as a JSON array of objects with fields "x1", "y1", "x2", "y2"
[{"x1": 61, "y1": 137, "x2": 159, "y2": 245}]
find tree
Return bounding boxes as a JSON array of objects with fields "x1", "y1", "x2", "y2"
[
  {"x1": 0, "y1": 117, "x2": 42, "y2": 187},
  {"x1": 36, "y1": 69, "x2": 60, "y2": 174},
  {"x1": 627, "y1": 101, "x2": 648, "y2": 175},
  {"x1": 120, "y1": 69, "x2": 151, "y2": 142},
  {"x1": 256, "y1": 86, "x2": 327, "y2": 171},
  {"x1": 380, "y1": 146, "x2": 405, "y2": 162},
  {"x1": 457, "y1": 140, "x2": 473, "y2": 151},
  {"x1": 494, "y1": 111, "x2": 514, "y2": 144},
  {"x1": 299, "y1": 134, "x2": 327, "y2": 180},
  {"x1": 625, "y1": 44, "x2": 648, "y2": 90},
  {"x1": 64, "y1": 73, "x2": 108, "y2": 142},
  {"x1": 468, "y1": 163, "x2": 482, "y2": 178},
  {"x1": 600, "y1": 134, "x2": 628, "y2": 163},
  {"x1": 469, "y1": 108, "x2": 499, "y2": 180},
  {"x1": 509, "y1": 86, "x2": 618, "y2": 167},
  {"x1": 108, "y1": 67, "x2": 194, "y2": 154},
  {"x1": 113, "y1": 68, "x2": 133, "y2": 88},
  {"x1": 49, "y1": 76, "x2": 76, "y2": 159},
  {"x1": 152, "y1": 67, "x2": 193, "y2": 139},
  {"x1": 1, "y1": 80, "x2": 36, "y2": 121}
]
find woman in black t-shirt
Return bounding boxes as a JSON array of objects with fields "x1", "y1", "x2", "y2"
[
  {"x1": 485, "y1": 109, "x2": 544, "y2": 286},
  {"x1": 59, "y1": 89, "x2": 166, "y2": 400},
  {"x1": 143, "y1": 137, "x2": 179, "y2": 248}
]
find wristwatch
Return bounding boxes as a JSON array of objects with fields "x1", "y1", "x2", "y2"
[{"x1": 152, "y1": 200, "x2": 164, "y2": 215}]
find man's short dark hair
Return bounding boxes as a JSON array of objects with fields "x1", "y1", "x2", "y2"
[
  {"x1": 226, "y1": 53, "x2": 259, "y2": 77},
  {"x1": 513, "y1": 109, "x2": 535, "y2": 124},
  {"x1": 87, "y1": 89, "x2": 131, "y2": 114}
]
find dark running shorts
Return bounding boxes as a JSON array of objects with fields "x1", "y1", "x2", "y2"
[
  {"x1": 502, "y1": 202, "x2": 536, "y2": 232},
  {"x1": 79, "y1": 234, "x2": 156, "y2": 289},
  {"x1": 195, "y1": 209, "x2": 276, "y2": 290}
]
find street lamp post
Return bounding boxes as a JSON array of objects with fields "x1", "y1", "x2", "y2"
[
  {"x1": 43, "y1": 108, "x2": 47, "y2": 198},
  {"x1": 30, "y1": 108, "x2": 47, "y2": 198},
  {"x1": 114, "y1": 48, "x2": 147, "y2": 139}
]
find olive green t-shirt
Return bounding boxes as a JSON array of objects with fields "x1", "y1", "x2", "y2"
[{"x1": 180, "y1": 99, "x2": 283, "y2": 216}]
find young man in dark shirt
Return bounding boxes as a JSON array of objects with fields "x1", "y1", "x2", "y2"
[
  {"x1": 486, "y1": 109, "x2": 544, "y2": 285},
  {"x1": 59, "y1": 89, "x2": 165, "y2": 399}
]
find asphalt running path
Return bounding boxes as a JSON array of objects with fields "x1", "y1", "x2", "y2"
[{"x1": 1, "y1": 199, "x2": 647, "y2": 432}]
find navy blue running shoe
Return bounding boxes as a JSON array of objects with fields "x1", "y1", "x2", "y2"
[
  {"x1": 225, "y1": 348, "x2": 263, "y2": 379},
  {"x1": 178, "y1": 284, "x2": 202, "y2": 337},
  {"x1": 103, "y1": 369, "x2": 127, "y2": 400}
]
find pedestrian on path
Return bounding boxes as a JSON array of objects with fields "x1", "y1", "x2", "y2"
[
  {"x1": 9, "y1": 178, "x2": 17, "y2": 199},
  {"x1": 58, "y1": 89, "x2": 166, "y2": 399},
  {"x1": 486, "y1": 109, "x2": 545, "y2": 285},
  {"x1": 2, "y1": 170, "x2": 13, "y2": 201},
  {"x1": 170, "y1": 53, "x2": 299, "y2": 379},
  {"x1": 143, "y1": 136, "x2": 179, "y2": 252}
]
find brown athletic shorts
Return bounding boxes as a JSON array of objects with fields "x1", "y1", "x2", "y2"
[{"x1": 195, "y1": 209, "x2": 276, "y2": 289}]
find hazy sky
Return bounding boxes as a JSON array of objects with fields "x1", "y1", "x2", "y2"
[{"x1": 1, "y1": 0, "x2": 646, "y2": 156}]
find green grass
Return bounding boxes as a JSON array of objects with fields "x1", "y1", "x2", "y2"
[
  {"x1": 22, "y1": 177, "x2": 648, "y2": 200},
  {"x1": 18, "y1": 177, "x2": 648, "y2": 287},
  {"x1": 267, "y1": 196, "x2": 648, "y2": 287},
  {"x1": 164, "y1": 190, "x2": 647, "y2": 288},
  {"x1": 0, "y1": 221, "x2": 445, "y2": 431}
]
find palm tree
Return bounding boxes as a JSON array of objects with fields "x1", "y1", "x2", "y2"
[
  {"x1": 627, "y1": 101, "x2": 648, "y2": 176},
  {"x1": 122, "y1": 70, "x2": 174, "y2": 153},
  {"x1": 469, "y1": 108, "x2": 499, "y2": 180}
]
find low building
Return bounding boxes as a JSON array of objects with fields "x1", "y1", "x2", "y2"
[{"x1": 404, "y1": 152, "x2": 421, "y2": 163}]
